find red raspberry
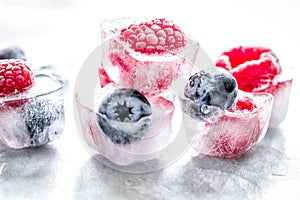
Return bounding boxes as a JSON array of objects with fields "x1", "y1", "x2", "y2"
[
  {"x1": 120, "y1": 18, "x2": 185, "y2": 54},
  {"x1": 230, "y1": 94, "x2": 257, "y2": 112},
  {"x1": 98, "y1": 68, "x2": 113, "y2": 88},
  {"x1": 107, "y1": 18, "x2": 189, "y2": 96},
  {"x1": 216, "y1": 46, "x2": 282, "y2": 92},
  {"x1": 0, "y1": 59, "x2": 34, "y2": 97}
]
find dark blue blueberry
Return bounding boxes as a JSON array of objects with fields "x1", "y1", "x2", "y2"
[
  {"x1": 97, "y1": 88, "x2": 152, "y2": 145},
  {"x1": 214, "y1": 68, "x2": 238, "y2": 108},
  {"x1": 0, "y1": 45, "x2": 26, "y2": 61},
  {"x1": 21, "y1": 99, "x2": 65, "y2": 146},
  {"x1": 184, "y1": 71, "x2": 212, "y2": 104},
  {"x1": 184, "y1": 67, "x2": 238, "y2": 116}
]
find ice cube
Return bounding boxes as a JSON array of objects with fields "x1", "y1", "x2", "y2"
[
  {"x1": 0, "y1": 74, "x2": 65, "y2": 149},
  {"x1": 108, "y1": 37, "x2": 198, "y2": 96},
  {"x1": 101, "y1": 18, "x2": 134, "y2": 41},
  {"x1": 266, "y1": 78, "x2": 293, "y2": 128},
  {"x1": 75, "y1": 83, "x2": 180, "y2": 166},
  {"x1": 181, "y1": 91, "x2": 274, "y2": 158},
  {"x1": 100, "y1": 18, "x2": 200, "y2": 96}
]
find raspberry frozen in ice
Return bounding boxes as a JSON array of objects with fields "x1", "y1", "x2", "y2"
[
  {"x1": 0, "y1": 59, "x2": 65, "y2": 149},
  {"x1": 119, "y1": 18, "x2": 185, "y2": 55},
  {"x1": 0, "y1": 59, "x2": 33, "y2": 97},
  {"x1": 100, "y1": 18, "x2": 199, "y2": 96},
  {"x1": 216, "y1": 46, "x2": 292, "y2": 127},
  {"x1": 75, "y1": 18, "x2": 210, "y2": 170}
]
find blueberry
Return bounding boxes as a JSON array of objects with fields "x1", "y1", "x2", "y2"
[
  {"x1": 21, "y1": 99, "x2": 65, "y2": 146},
  {"x1": 184, "y1": 67, "x2": 238, "y2": 117},
  {"x1": 184, "y1": 71, "x2": 212, "y2": 104},
  {"x1": 0, "y1": 45, "x2": 26, "y2": 61},
  {"x1": 97, "y1": 88, "x2": 152, "y2": 145},
  {"x1": 214, "y1": 67, "x2": 238, "y2": 108}
]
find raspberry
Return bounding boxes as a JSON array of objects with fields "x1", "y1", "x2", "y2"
[
  {"x1": 216, "y1": 46, "x2": 292, "y2": 127},
  {"x1": 120, "y1": 18, "x2": 185, "y2": 54},
  {"x1": 217, "y1": 46, "x2": 271, "y2": 69},
  {"x1": 216, "y1": 46, "x2": 282, "y2": 92},
  {"x1": 98, "y1": 68, "x2": 113, "y2": 88},
  {"x1": 230, "y1": 94, "x2": 257, "y2": 112},
  {"x1": 106, "y1": 18, "x2": 192, "y2": 96},
  {"x1": 0, "y1": 59, "x2": 34, "y2": 97}
]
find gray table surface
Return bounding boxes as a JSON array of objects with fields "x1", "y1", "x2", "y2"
[{"x1": 1, "y1": 0, "x2": 300, "y2": 199}]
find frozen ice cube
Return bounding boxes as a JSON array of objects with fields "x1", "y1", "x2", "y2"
[
  {"x1": 75, "y1": 83, "x2": 180, "y2": 166},
  {"x1": 100, "y1": 18, "x2": 200, "y2": 96},
  {"x1": 266, "y1": 78, "x2": 293, "y2": 128},
  {"x1": 181, "y1": 91, "x2": 274, "y2": 158},
  {"x1": 0, "y1": 74, "x2": 65, "y2": 149}
]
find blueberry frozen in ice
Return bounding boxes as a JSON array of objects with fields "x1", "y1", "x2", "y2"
[
  {"x1": 75, "y1": 84, "x2": 176, "y2": 166},
  {"x1": 180, "y1": 67, "x2": 274, "y2": 158},
  {"x1": 184, "y1": 67, "x2": 238, "y2": 109},
  {"x1": 74, "y1": 18, "x2": 202, "y2": 168},
  {"x1": 0, "y1": 59, "x2": 65, "y2": 149},
  {"x1": 183, "y1": 67, "x2": 238, "y2": 119},
  {"x1": 0, "y1": 74, "x2": 65, "y2": 149},
  {"x1": 97, "y1": 88, "x2": 152, "y2": 145},
  {"x1": 0, "y1": 45, "x2": 27, "y2": 61},
  {"x1": 181, "y1": 91, "x2": 274, "y2": 158},
  {"x1": 21, "y1": 99, "x2": 65, "y2": 146}
]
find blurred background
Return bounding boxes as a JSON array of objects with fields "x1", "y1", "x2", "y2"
[{"x1": 1, "y1": 0, "x2": 299, "y2": 69}]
